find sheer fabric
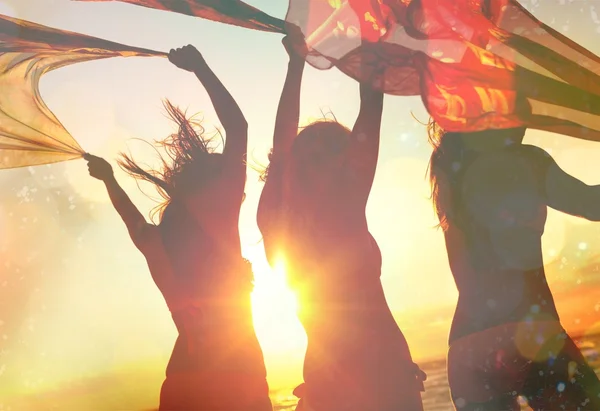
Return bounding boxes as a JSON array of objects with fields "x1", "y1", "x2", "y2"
[
  {"x1": 6, "y1": 0, "x2": 600, "y2": 168},
  {"x1": 0, "y1": 14, "x2": 164, "y2": 169},
  {"x1": 77, "y1": 1, "x2": 600, "y2": 139},
  {"x1": 288, "y1": 0, "x2": 600, "y2": 139}
]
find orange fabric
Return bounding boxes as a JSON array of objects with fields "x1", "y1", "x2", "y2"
[
  {"x1": 287, "y1": 0, "x2": 600, "y2": 139},
  {"x1": 0, "y1": 13, "x2": 164, "y2": 169},
  {"x1": 73, "y1": 1, "x2": 600, "y2": 140},
  {"x1": 6, "y1": 1, "x2": 600, "y2": 163}
]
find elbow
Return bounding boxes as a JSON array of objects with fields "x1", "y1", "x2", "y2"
[
  {"x1": 581, "y1": 210, "x2": 600, "y2": 222},
  {"x1": 567, "y1": 206, "x2": 600, "y2": 222}
]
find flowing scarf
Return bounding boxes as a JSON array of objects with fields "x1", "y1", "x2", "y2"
[
  {"x1": 288, "y1": 0, "x2": 600, "y2": 139},
  {"x1": 4, "y1": 0, "x2": 600, "y2": 169},
  {"x1": 78, "y1": 0, "x2": 600, "y2": 139},
  {"x1": 0, "y1": 13, "x2": 166, "y2": 169}
]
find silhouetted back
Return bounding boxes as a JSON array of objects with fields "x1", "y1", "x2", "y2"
[
  {"x1": 430, "y1": 129, "x2": 560, "y2": 340},
  {"x1": 429, "y1": 126, "x2": 600, "y2": 410}
]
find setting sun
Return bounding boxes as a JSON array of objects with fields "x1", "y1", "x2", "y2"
[{"x1": 245, "y1": 246, "x2": 307, "y2": 390}]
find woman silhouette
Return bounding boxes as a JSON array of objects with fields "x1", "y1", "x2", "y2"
[
  {"x1": 428, "y1": 123, "x2": 600, "y2": 410},
  {"x1": 85, "y1": 45, "x2": 272, "y2": 411},
  {"x1": 257, "y1": 33, "x2": 425, "y2": 411}
]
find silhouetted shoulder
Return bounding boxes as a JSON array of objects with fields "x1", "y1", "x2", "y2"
[
  {"x1": 519, "y1": 144, "x2": 600, "y2": 220},
  {"x1": 134, "y1": 222, "x2": 162, "y2": 254},
  {"x1": 511, "y1": 143, "x2": 557, "y2": 188},
  {"x1": 518, "y1": 144, "x2": 554, "y2": 163}
]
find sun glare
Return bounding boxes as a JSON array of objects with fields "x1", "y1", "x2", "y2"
[
  {"x1": 243, "y1": 244, "x2": 307, "y2": 387},
  {"x1": 246, "y1": 245, "x2": 306, "y2": 351}
]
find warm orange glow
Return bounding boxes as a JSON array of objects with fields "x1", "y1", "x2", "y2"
[
  {"x1": 2, "y1": 4, "x2": 600, "y2": 411},
  {"x1": 245, "y1": 246, "x2": 307, "y2": 389}
]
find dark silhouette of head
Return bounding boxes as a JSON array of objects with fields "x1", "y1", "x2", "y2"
[
  {"x1": 427, "y1": 120, "x2": 526, "y2": 229},
  {"x1": 260, "y1": 119, "x2": 351, "y2": 194},
  {"x1": 118, "y1": 100, "x2": 224, "y2": 224}
]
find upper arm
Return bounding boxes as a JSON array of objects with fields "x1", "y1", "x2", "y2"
[
  {"x1": 103, "y1": 176, "x2": 154, "y2": 243},
  {"x1": 136, "y1": 225, "x2": 179, "y2": 307},
  {"x1": 531, "y1": 146, "x2": 600, "y2": 221},
  {"x1": 273, "y1": 59, "x2": 305, "y2": 157},
  {"x1": 221, "y1": 127, "x2": 248, "y2": 193},
  {"x1": 344, "y1": 84, "x2": 385, "y2": 207},
  {"x1": 258, "y1": 58, "x2": 304, "y2": 234}
]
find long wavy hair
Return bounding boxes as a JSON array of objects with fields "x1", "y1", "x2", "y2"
[
  {"x1": 117, "y1": 100, "x2": 223, "y2": 223},
  {"x1": 427, "y1": 119, "x2": 468, "y2": 231}
]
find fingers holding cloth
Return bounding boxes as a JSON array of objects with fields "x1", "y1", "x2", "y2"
[{"x1": 84, "y1": 153, "x2": 114, "y2": 181}]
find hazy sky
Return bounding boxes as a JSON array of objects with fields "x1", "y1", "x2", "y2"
[{"x1": 1, "y1": 0, "x2": 600, "y2": 409}]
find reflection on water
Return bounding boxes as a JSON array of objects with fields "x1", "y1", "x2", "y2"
[{"x1": 272, "y1": 333, "x2": 600, "y2": 411}]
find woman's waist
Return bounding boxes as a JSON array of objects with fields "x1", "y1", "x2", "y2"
[
  {"x1": 292, "y1": 273, "x2": 386, "y2": 302},
  {"x1": 454, "y1": 273, "x2": 557, "y2": 308},
  {"x1": 283, "y1": 232, "x2": 381, "y2": 274},
  {"x1": 170, "y1": 298, "x2": 258, "y2": 343},
  {"x1": 453, "y1": 269, "x2": 556, "y2": 313},
  {"x1": 303, "y1": 319, "x2": 410, "y2": 362},
  {"x1": 176, "y1": 261, "x2": 253, "y2": 285},
  {"x1": 169, "y1": 292, "x2": 253, "y2": 314},
  {"x1": 450, "y1": 300, "x2": 561, "y2": 343},
  {"x1": 297, "y1": 282, "x2": 397, "y2": 330},
  {"x1": 168, "y1": 333, "x2": 266, "y2": 373},
  {"x1": 297, "y1": 299, "x2": 397, "y2": 335}
]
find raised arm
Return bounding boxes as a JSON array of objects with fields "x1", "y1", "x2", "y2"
[
  {"x1": 530, "y1": 145, "x2": 600, "y2": 221},
  {"x1": 272, "y1": 31, "x2": 307, "y2": 157},
  {"x1": 257, "y1": 32, "x2": 306, "y2": 266},
  {"x1": 86, "y1": 156, "x2": 183, "y2": 310},
  {"x1": 344, "y1": 80, "x2": 385, "y2": 209},
  {"x1": 85, "y1": 154, "x2": 155, "y2": 250},
  {"x1": 168, "y1": 45, "x2": 247, "y2": 178}
]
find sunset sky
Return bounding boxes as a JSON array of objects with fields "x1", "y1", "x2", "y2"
[{"x1": 1, "y1": 0, "x2": 600, "y2": 409}]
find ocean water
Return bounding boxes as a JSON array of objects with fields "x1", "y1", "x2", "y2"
[{"x1": 272, "y1": 333, "x2": 600, "y2": 411}]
